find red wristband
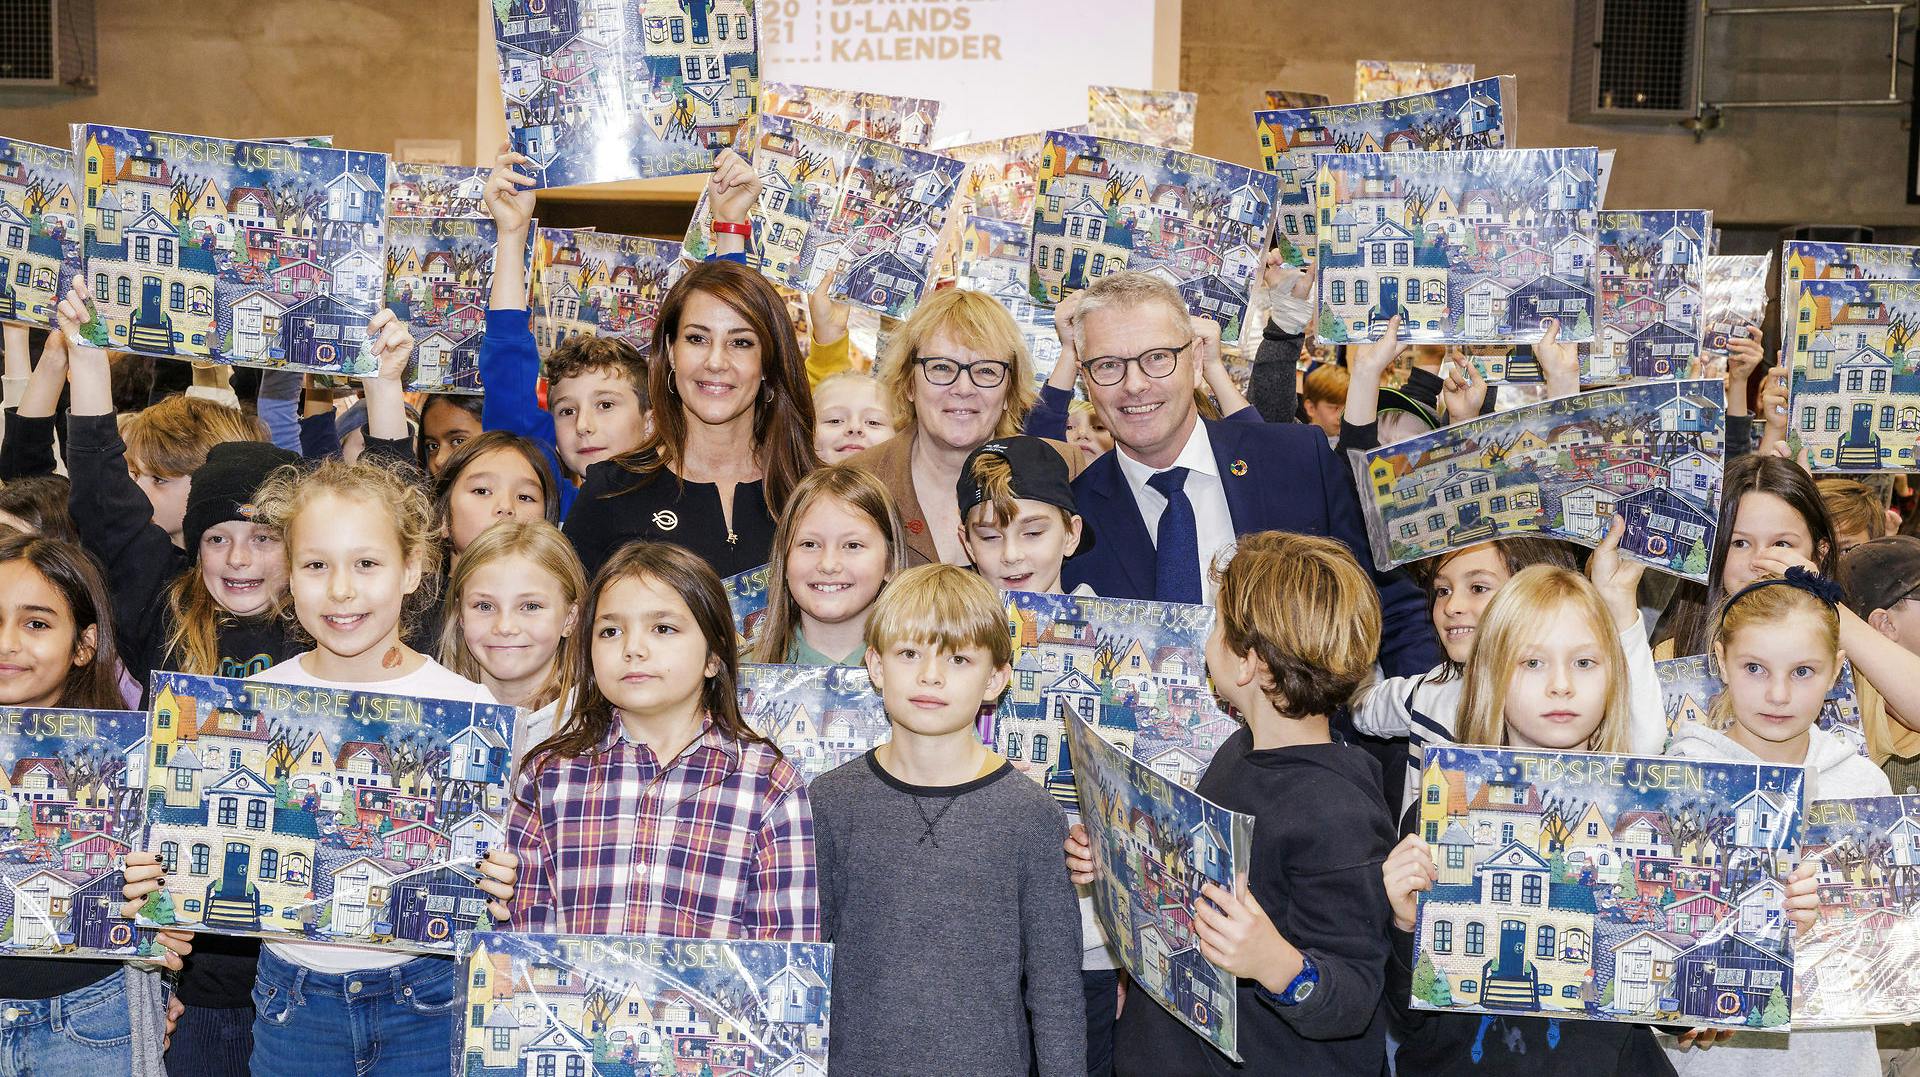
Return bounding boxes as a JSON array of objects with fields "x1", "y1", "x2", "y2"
[{"x1": 712, "y1": 219, "x2": 751, "y2": 237}]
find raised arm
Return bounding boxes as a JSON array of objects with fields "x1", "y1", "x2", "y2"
[
  {"x1": 1, "y1": 327, "x2": 66, "y2": 480},
  {"x1": 1248, "y1": 253, "x2": 1315, "y2": 424}
]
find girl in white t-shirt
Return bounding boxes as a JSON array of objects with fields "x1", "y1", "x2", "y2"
[{"x1": 123, "y1": 327, "x2": 521, "y2": 1077}]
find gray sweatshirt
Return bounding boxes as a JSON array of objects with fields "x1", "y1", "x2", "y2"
[
  {"x1": 810, "y1": 750, "x2": 1086, "y2": 1077},
  {"x1": 1663, "y1": 721, "x2": 1886, "y2": 1076}
]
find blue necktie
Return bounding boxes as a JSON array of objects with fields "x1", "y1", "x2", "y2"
[{"x1": 1146, "y1": 467, "x2": 1202, "y2": 604}]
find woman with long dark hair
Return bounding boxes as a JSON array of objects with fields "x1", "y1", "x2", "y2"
[{"x1": 562, "y1": 260, "x2": 817, "y2": 577}]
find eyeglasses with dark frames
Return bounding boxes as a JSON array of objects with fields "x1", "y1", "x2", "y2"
[
  {"x1": 1080, "y1": 340, "x2": 1193, "y2": 387},
  {"x1": 914, "y1": 355, "x2": 1011, "y2": 388}
]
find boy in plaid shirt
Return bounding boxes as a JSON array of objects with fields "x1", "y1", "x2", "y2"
[{"x1": 811, "y1": 563, "x2": 1084, "y2": 1076}]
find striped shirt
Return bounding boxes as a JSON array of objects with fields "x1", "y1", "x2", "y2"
[{"x1": 507, "y1": 715, "x2": 819, "y2": 940}]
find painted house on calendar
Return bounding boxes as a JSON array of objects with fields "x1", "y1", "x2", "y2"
[
  {"x1": 136, "y1": 674, "x2": 513, "y2": 954},
  {"x1": 1789, "y1": 279, "x2": 1920, "y2": 472},
  {"x1": 1410, "y1": 745, "x2": 1801, "y2": 1029}
]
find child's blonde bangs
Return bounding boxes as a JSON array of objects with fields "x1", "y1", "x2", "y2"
[{"x1": 863, "y1": 563, "x2": 1012, "y2": 667}]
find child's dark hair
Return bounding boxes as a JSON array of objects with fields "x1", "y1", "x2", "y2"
[
  {"x1": 1661, "y1": 454, "x2": 1837, "y2": 657},
  {"x1": 432, "y1": 431, "x2": 563, "y2": 529},
  {"x1": 0, "y1": 532, "x2": 124, "y2": 710},
  {"x1": 1212, "y1": 531, "x2": 1380, "y2": 719},
  {"x1": 0, "y1": 476, "x2": 79, "y2": 546},
  {"x1": 418, "y1": 394, "x2": 486, "y2": 468},
  {"x1": 528, "y1": 542, "x2": 771, "y2": 775},
  {"x1": 546, "y1": 336, "x2": 648, "y2": 409}
]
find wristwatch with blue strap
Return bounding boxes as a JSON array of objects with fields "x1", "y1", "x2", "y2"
[{"x1": 1260, "y1": 953, "x2": 1319, "y2": 1006}]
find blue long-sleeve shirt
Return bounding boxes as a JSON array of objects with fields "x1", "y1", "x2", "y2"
[{"x1": 477, "y1": 307, "x2": 576, "y2": 519}]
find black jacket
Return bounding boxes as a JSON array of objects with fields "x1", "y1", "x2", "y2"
[{"x1": 1115, "y1": 730, "x2": 1396, "y2": 1075}]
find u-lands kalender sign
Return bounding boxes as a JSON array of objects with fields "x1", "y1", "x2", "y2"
[{"x1": 761, "y1": 0, "x2": 1166, "y2": 142}]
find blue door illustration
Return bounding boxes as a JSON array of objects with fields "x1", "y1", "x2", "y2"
[
  {"x1": 1067, "y1": 248, "x2": 1088, "y2": 289},
  {"x1": 220, "y1": 842, "x2": 248, "y2": 896},
  {"x1": 1372, "y1": 277, "x2": 1402, "y2": 326},
  {"x1": 127, "y1": 276, "x2": 175, "y2": 353},
  {"x1": 1496, "y1": 920, "x2": 1527, "y2": 977},
  {"x1": 1839, "y1": 402, "x2": 1883, "y2": 469}
]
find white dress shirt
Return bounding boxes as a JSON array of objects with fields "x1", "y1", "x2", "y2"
[{"x1": 1114, "y1": 419, "x2": 1236, "y2": 605}]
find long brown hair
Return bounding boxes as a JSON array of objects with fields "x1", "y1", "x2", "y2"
[
  {"x1": 619, "y1": 261, "x2": 817, "y2": 518},
  {"x1": 432, "y1": 430, "x2": 562, "y2": 530},
  {"x1": 1660, "y1": 454, "x2": 1838, "y2": 657},
  {"x1": 527, "y1": 542, "x2": 770, "y2": 775},
  {"x1": 0, "y1": 533, "x2": 125, "y2": 710},
  {"x1": 438, "y1": 520, "x2": 586, "y2": 712},
  {"x1": 751, "y1": 464, "x2": 907, "y2": 663}
]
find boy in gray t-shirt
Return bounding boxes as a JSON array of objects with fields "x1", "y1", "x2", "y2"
[{"x1": 810, "y1": 563, "x2": 1085, "y2": 1077}]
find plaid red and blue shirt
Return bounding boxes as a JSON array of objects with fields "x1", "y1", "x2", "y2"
[{"x1": 508, "y1": 715, "x2": 819, "y2": 940}]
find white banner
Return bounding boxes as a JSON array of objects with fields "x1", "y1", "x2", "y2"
[{"x1": 761, "y1": 0, "x2": 1162, "y2": 143}]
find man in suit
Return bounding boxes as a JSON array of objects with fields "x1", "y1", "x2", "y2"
[{"x1": 1060, "y1": 271, "x2": 1439, "y2": 680}]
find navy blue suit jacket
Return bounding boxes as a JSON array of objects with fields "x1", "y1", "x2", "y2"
[{"x1": 1063, "y1": 418, "x2": 1441, "y2": 679}]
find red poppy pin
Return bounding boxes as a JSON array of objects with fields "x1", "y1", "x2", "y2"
[
  {"x1": 1230, "y1": 459, "x2": 1249, "y2": 477},
  {"x1": 907, "y1": 519, "x2": 925, "y2": 534}
]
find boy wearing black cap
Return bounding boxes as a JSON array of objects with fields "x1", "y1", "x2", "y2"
[
  {"x1": 1839, "y1": 535, "x2": 1920, "y2": 790},
  {"x1": 956, "y1": 434, "x2": 1094, "y2": 597}
]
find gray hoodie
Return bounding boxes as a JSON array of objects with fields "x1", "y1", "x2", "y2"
[{"x1": 1662, "y1": 721, "x2": 1887, "y2": 1077}]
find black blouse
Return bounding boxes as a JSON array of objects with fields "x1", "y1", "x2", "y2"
[{"x1": 563, "y1": 459, "x2": 777, "y2": 580}]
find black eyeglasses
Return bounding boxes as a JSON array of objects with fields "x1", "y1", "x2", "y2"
[
  {"x1": 914, "y1": 355, "x2": 1010, "y2": 389},
  {"x1": 1080, "y1": 340, "x2": 1193, "y2": 387}
]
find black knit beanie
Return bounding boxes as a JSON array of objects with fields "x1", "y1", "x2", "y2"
[{"x1": 183, "y1": 441, "x2": 301, "y2": 553}]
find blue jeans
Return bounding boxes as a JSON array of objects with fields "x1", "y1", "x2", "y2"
[
  {"x1": 248, "y1": 950, "x2": 456, "y2": 1077},
  {"x1": 0, "y1": 968, "x2": 135, "y2": 1077}
]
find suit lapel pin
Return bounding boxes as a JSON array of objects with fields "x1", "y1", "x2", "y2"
[{"x1": 1230, "y1": 459, "x2": 1248, "y2": 477}]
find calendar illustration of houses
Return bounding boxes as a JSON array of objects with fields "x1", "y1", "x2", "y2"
[
  {"x1": 0, "y1": 137, "x2": 82, "y2": 331},
  {"x1": 136, "y1": 673, "x2": 516, "y2": 955},
  {"x1": 1355, "y1": 60, "x2": 1477, "y2": 102},
  {"x1": 738, "y1": 664, "x2": 890, "y2": 784},
  {"x1": 682, "y1": 116, "x2": 861, "y2": 284},
  {"x1": 1700, "y1": 253, "x2": 1772, "y2": 379},
  {"x1": 1253, "y1": 76, "x2": 1512, "y2": 265},
  {"x1": 1786, "y1": 278, "x2": 1920, "y2": 473},
  {"x1": 530, "y1": 227, "x2": 684, "y2": 361},
  {"x1": 1411, "y1": 745, "x2": 1803, "y2": 1031},
  {"x1": 723, "y1": 562, "x2": 773, "y2": 649},
  {"x1": 73, "y1": 125, "x2": 388, "y2": 375},
  {"x1": 455, "y1": 932, "x2": 832, "y2": 1077},
  {"x1": 953, "y1": 215, "x2": 1061, "y2": 387},
  {"x1": 385, "y1": 163, "x2": 489, "y2": 219},
  {"x1": 986, "y1": 591, "x2": 1242, "y2": 808},
  {"x1": 1312, "y1": 146, "x2": 1599, "y2": 346},
  {"x1": 492, "y1": 0, "x2": 758, "y2": 188},
  {"x1": 1585, "y1": 210, "x2": 1712, "y2": 382},
  {"x1": 760, "y1": 82, "x2": 941, "y2": 147},
  {"x1": 1028, "y1": 131, "x2": 1277, "y2": 344},
  {"x1": 1355, "y1": 379, "x2": 1725, "y2": 580},
  {"x1": 1068, "y1": 710, "x2": 1252, "y2": 1061},
  {"x1": 0, "y1": 708, "x2": 153, "y2": 960},
  {"x1": 1087, "y1": 85, "x2": 1198, "y2": 151},
  {"x1": 1656, "y1": 655, "x2": 1866, "y2": 759},
  {"x1": 816, "y1": 140, "x2": 964, "y2": 319},
  {"x1": 384, "y1": 217, "x2": 500, "y2": 393},
  {"x1": 947, "y1": 133, "x2": 1047, "y2": 225},
  {"x1": 1796, "y1": 794, "x2": 1920, "y2": 1026}
]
